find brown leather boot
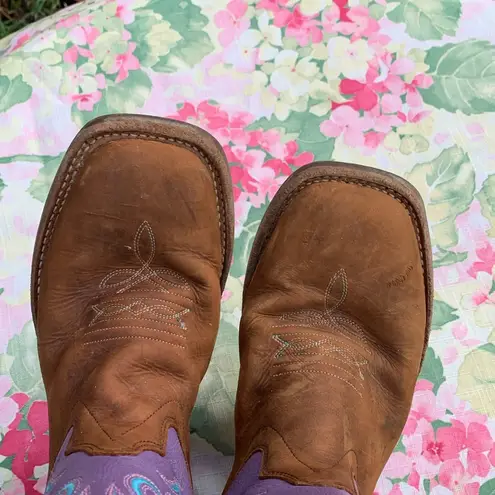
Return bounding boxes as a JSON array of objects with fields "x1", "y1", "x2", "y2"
[
  {"x1": 227, "y1": 162, "x2": 433, "y2": 495},
  {"x1": 31, "y1": 115, "x2": 234, "y2": 470}
]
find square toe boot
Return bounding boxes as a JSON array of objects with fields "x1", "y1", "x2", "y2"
[
  {"x1": 31, "y1": 115, "x2": 234, "y2": 472},
  {"x1": 227, "y1": 162, "x2": 433, "y2": 495}
]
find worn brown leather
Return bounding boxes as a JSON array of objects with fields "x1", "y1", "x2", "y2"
[
  {"x1": 31, "y1": 115, "x2": 234, "y2": 470},
  {"x1": 227, "y1": 163, "x2": 433, "y2": 495}
]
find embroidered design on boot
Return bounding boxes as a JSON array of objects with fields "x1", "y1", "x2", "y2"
[{"x1": 271, "y1": 269, "x2": 370, "y2": 397}]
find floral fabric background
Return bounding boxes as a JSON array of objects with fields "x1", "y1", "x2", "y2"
[{"x1": 0, "y1": 0, "x2": 495, "y2": 493}]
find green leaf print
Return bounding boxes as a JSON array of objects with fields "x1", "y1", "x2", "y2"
[
  {"x1": 145, "y1": 0, "x2": 214, "y2": 71},
  {"x1": 231, "y1": 205, "x2": 268, "y2": 278},
  {"x1": 407, "y1": 146, "x2": 475, "y2": 249},
  {"x1": 477, "y1": 175, "x2": 495, "y2": 237},
  {"x1": 28, "y1": 154, "x2": 63, "y2": 202},
  {"x1": 432, "y1": 299, "x2": 458, "y2": 330},
  {"x1": 480, "y1": 478, "x2": 495, "y2": 495},
  {"x1": 105, "y1": 70, "x2": 152, "y2": 112},
  {"x1": 0, "y1": 74, "x2": 32, "y2": 113},
  {"x1": 387, "y1": 0, "x2": 461, "y2": 41},
  {"x1": 0, "y1": 321, "x2": 46, "y2": 401},
  {"x1": 71, "y1": 70, "x2": 151, "y2": 127},
  {"x1": 191, "y1": 321, "x2": 239, "y2": 454},
  {"x1": 0, "y1": 176, "x2": 5, "y2": 199},
  {"x1": 432, "y1": 248, "x2": 468, "y2": 268},
  {"x1": 458, "y1": 332, "x2": 495, "y2": 417},
  {"x1": 421, "y1": 40, "x2": 495, "y2": 115},
  {"x1": 248, "y1": 112, "x2": 335, "y2": 161},
  {"x1": 419, "y1": 347, "x2": 446, "y2": 393}
]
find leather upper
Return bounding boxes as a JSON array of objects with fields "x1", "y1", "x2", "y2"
[
  {"x1": 231, "y1": 179, "x2": 430, "y2": 495},
  {"x1": 35, "y1": 137, "x2": 227, "y2": 468}
]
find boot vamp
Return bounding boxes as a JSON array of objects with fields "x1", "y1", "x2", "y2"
[
  {"x1": 236, "y1": 181, "x2": 428, "y2": 494},
  {"x1": 36, "y1": 139, "x2": 223, "y2": 464}
]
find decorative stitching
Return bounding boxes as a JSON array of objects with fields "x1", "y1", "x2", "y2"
[
  {"x1": 34, "y1": 131, "x2": 227, "y2": 303},
  {"x1": 90, "y1": 301, "x2": 190, "y2": 328},
  {"x1": 81, "y1": 402, "x2": 113, "y2": 440},
  {"x1": 84, "y1": 325, "x2": 186, "y2": 340},
  {"x1": 269, "y1": 269, "x2": 370, "y2": 398},
  {"x1": 89, "y1": 221, "x2": 192, "y2": 332},
  {"x1": 83, "y1": 336, "x2": 186, "y2": 348}
]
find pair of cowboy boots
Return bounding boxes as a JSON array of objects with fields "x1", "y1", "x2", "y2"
[{"x1": 33, "y1": 115, "x2": 432, "y2": 494}]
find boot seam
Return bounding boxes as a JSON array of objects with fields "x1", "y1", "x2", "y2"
[{"x1": 34, "y1": 132, "x2": 227, "y2": 307}]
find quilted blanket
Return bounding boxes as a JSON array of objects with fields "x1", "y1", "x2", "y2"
[{"x1": 0, "y1": 0, "x2": 494, "y2": 493}]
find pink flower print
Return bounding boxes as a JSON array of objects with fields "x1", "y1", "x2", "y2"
[
  {"x1": 489, "y1": 444, "x2": 495, "y2": 466},
  {"x1": 386, "y1": 421, "x2": 441, "y2": 483},
  {"x1": 231, "y1": 165, "x2": 257, "y2": 199},
  {"x1": 467, "y1": 122, "x2": 485, "y2": 141},
  {"x1": 115, "y1": 0, "x2": 135, "y2": 24},
  {"x1": 173, "y1": 102, "x2": 230, "y2": 132},
  {"x1": 249, "y1": 129, "x2": 285, "y2": 157},
  {"x1": 381, "y1": 93, "x2": 402, "y2": 114},
  {"x1": 228, "y1": 146, "x2": 267, "y2": 198},
  {"x1": 320, "y1": 106, "x2": 372, "y2": 147},
  {"x1": 248, "y1": 166, "x2": 285, "y2": 207},
  {"x1": 439, "y1": 460, "x2": 480, "y2": 495},
  {"x1": 366, "y1": 105, "x2": 403, "y2": 134},
  {"x1": 108, "y1": 42, "x2": 140, "y2": 83},
  {"x1": 403, "y1": 386, "x2": 445, "y2": 436},
  {"x1": 274, "y1": 6, "x2": 322, "y2": 46},
  {"x1": 0, "y1": 401, "x2": 49, "y2": 495},
  {"x1": 333, "y1": 0, "x2": 351, "y2": 20},
  {"x1": 256, "y1": 0, "x2": 288, "y2": 13},
  {"x1": 450, "y1": 322, "x2": 481, "y2": 349},
  {"x1": 0, "y1": 375, "x2": 18, "y2": 428},
  {"x1": 403, "y1": 74, "x2": 434, "y2": 108},
  {"x1": 322, "y1": 4, "x2": 340, "y2": 32},
  {"x1": 468, "y1": 243, "x2": 495, "y2": 279},
  {"x1": 397, "y1": 108, "x2": 431, "y2": 125},
  {"x1": 216, "y1": 111, "x2": 254, "y2": 146},
  {"x1": 72, "y1": 91, "x2": 102, "y2": 111},
  {"x1": 69, "y1": 25, "x2": 100, "y2": 47},
  {"x1": 7, "y1": 31, "x2": 31, "y2": 53},
  {"x1": 437, "y1": 420, "x2": 493, "y2": 477},
  {"x1": 340, "y1": 76, "x2": 379, "y2": 112},
  {"x1": 263, "y1": 140, "x2": 314, "y2": 176},
  {"x1": 284, "y1": 141, "x2": 314, "y2": 167},
  {"x1": 469, "y1": 271, "x2": 495, "y2": 307},
  {"x1": 228, "y1": 146, "x2": 266, "y2": 170},
  {"x1": 63, "y1": 26, "x2": 99, "y2": 64},
  {"x1": 214, "y1": 0, "x2": 249, "y2": 47},
  {"x1": 337, "y1": 6, "x2": 379, "y2": 41},
  {"x1": 64, "y1": 45, "x2": 80, "y2": 64},
  {"x1": 56, "y1": 13, "x2": 80, "y2": 28},
  {"x1": 364, "y1": 131, "x2": 386, "y2": 150}
]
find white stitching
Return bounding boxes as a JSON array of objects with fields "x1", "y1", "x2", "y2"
[
  {"x1": 90, "y1": 221, "x2": 192, "y2": 332},
  {"x1": 35, "y1": 131, "x2": 227, "y2": 303},
  {"x1": 85, "y1": 325, "x2": 186, "y2": 339},
  {"x1": 83, "y1": 335, "x2": 186, "y2": 348}
]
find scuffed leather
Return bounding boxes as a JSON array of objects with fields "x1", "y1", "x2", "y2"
[
  {"x1": 35, "y1": 137, "x2": 227, "y2": 468},
  {"x1": 231, "y1": 180, "x2": 431, "y2": 495}
]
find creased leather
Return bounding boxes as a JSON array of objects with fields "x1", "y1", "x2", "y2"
[
  {"x1": 34, "y1": 134, "x2": 231, "y2": 471},
  {"x1": 230, "y1": 178, "x2": 432, "y2": 495}
]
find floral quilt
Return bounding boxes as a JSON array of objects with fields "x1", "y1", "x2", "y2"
[{"x1": 1, "y1": 0, "x2": 495, "y2": 493}]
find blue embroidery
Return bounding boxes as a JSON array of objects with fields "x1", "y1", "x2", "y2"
[
  {"x1": 125, "y1": 474, "x2": 162, "y2": 494},
  {"x1": 47, "y1": 470, "x2": 182, "y2": 494}
]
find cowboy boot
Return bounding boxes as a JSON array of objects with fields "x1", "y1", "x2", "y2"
[
  {"x1": 32, "y1": 115, "x2": 234, "y2": 483},
  {"x1": 226, "y1": 162, "x2": 433, "y2": 495}
]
